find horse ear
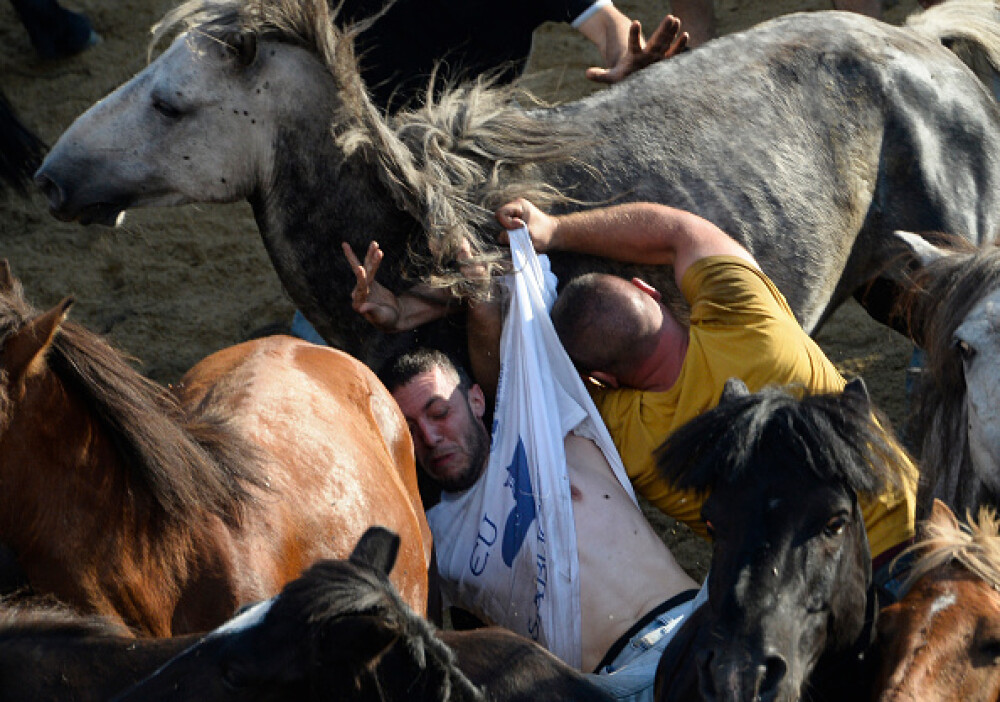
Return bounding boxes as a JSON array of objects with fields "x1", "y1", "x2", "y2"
[
  {"x1": 927, "y1": 498, "x2": 960, "y2": 534},
  {"x1": 719, "y1": 377, "x2": 750, "y2": 405},
  {"x1": 350, "y1": 527, "x2": 400, "y2": 577},
  {"x1": 0, "y1": 260, "x2": 14, "y2": 293},
  {"x1": 842, "y1": 377, "x2": 871, "y2": 409},
  {"x1": 3, "y1": 297, "x2": 73, "y2": 387},
  {"x1": 894, "y1": 230, "x2": 948, "y2": 267}
]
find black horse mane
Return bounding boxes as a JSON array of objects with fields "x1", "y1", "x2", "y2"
[
  {"x1": 265, "y1": 555, "x2": 484, "y2": 701},
  {"x1": 657, "y1": 384, "x2": 907, "y2": 497},
  {"x1": 0, "y1": 273, "x2": 266, "y2": 529},
  {"x1": 0, "y1": 597, "x2": 130, "y2": 641}
]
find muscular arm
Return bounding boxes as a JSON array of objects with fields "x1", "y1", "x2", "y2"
[{"x1": 496, "y1": 199, "x2": 757, "y2": 288}]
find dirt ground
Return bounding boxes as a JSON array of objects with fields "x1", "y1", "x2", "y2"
[{"x1": 0, "y1": 0, "x2": 924, "y2": 580}]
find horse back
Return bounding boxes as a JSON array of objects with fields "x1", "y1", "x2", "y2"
[
  {"x1": 172, "y1": 335, "x2": 431, "y2": 614},
  {"x1": 533, "y1": 10, "x2": 1000, "y2": 332},
  {"x1": 0, "y1": 616, "x2": 196, "y2": 702},
  {"x1": 441, "y1": 627, "x2": 614, "y2": 701}
]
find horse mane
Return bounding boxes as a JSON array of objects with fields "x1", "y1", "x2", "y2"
[
  {"x1": 151, "y1": 0, "x2": 589, "y2": 297},
  {"x1": 0, "y1": 596, "x2": 131, "y2": 641},
  {"x1": 0, "y1": 276, "x2": 266, "y2": 528},
  {"x1": 903, "y1": 505, "x2": 1000, "y2": 592},
  {"x1": 894, "y1": 238, "x2": 1000, "y2": 510},
  {"x1": 656, "y1": 384, "x2": 910, "y2": 497},
  {"x1": 269, "y1": 558, "x2": 483, "y2": 700},
  {"x1": 906, "y1": 0, "x2": 1000, "y2": 90}
]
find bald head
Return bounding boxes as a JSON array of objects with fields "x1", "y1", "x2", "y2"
[{"x1": 551, "y1": 273, "x2": 663, "y2": 377}]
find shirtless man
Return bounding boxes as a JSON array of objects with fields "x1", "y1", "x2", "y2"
[
  {"x1": 345, "y1": 238, "x2": 702, "y2": 697},
  {"x1": 378, "y1": 346, "x2": 700, "y2": 698}
]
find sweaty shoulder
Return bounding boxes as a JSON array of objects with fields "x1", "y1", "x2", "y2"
[{"x1": 680, "y1": 255, "x2": 797, "y2": 327}]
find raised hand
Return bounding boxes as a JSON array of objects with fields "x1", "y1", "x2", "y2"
[
  {"x1": 586, "y1": 14, "x2": 689, "y2": 85},
  {"x1": 342, "y1": 241, "x2": 402, "y2": 331}
]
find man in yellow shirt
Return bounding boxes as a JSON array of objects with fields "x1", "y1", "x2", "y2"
[
  {"x1": 494, "y1": 198, "x2": 917, "y2": 596},
  {"x1": 347, "y1": 197, "x2": 916, "y2": 599}
]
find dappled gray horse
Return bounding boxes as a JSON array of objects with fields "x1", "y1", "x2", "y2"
[
  {"x1": 35, "y1": 0, "x2": 1000, "y2": 367},
  {"x1": 892, "y1": 231, "x2": 1000, "y2": 519}
]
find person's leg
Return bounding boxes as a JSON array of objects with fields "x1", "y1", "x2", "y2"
[
  {"x1": 832, "y1": 0, "x2": 883, "y2": 19},
  {"x1": 10, "y1": 0, "x2": 99, "y2": 59},
  {"x1": 669, "y1": 0, "x2": 715, "y2": 48}
]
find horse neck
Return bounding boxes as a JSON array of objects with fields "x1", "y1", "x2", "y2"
[
  {"x1": 0, "y1": 366, "x2": 123, "y2": 535},
  {"x1": 916, "y1": 385, "x2": 987, "y2": 519},
  {"x1": 0, "y1": 367, "x2": 195, "y2": 635},
  {"x1": 809, "y1": 581, "x2": 879, "y2": 701},
  {"x1": 249, "y1": 111, "x2": 422, "y2": 357},
  {"x1": 367, "y1": 627, "x2": 483, "y2": 702}
]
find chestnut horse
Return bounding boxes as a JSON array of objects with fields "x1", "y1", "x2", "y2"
[
  {"x1": 0, "y1": 260, "x2": 430, "y2": 636},
  {"x1": 875, "y1": 499, "x2": 1000, "y2": 702}
]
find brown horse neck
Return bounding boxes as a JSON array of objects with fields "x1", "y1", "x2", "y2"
[{"x1": 0, "y1": 368, "x2": 197, "y2": 636}]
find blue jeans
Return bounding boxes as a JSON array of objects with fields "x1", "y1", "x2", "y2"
[
  {"x1": 290, "y1": 310, "x2": 327, "y2": 345},
  {"x1": 587, "y1": 581, "x2": 708, "y2": 702}
]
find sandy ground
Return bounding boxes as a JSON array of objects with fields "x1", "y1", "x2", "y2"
[{"x1": 0, "y1": 0, "x2": 925, "y2": 579}]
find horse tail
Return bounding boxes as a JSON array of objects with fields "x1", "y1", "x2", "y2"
[
  {"x1": 906, "y1": 0, "x2": 1000, "y2": 98},
  {"x1": 0, "y1": 89, "x2": 46, "y2": 195}
]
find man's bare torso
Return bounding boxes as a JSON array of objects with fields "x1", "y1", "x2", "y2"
[{"x1": 564, "y1": 434, "x2": 698, "y2": 672}]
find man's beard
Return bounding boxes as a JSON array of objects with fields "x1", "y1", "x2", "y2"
[{"x1": 438, "y1": 407, "x2": 490, "y2": 493}]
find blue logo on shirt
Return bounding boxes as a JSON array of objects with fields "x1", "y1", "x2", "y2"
[{"x1": 502, "y1": 437, "x2": 536, "y2": 567}]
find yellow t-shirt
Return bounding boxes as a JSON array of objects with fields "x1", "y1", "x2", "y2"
[{"x1": 591, "y1": 256, "x2": 916, "y2": 559}]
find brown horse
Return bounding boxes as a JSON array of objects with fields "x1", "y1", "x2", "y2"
[
  {"x1": 0, "y1": 260, "x2": 431, "y2": 636},
  {"x1": 875, "y1": 499, "x2": 1000, "y2": 702}
]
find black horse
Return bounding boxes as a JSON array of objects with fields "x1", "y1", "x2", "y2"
[
  {"x1": 0, "y1": 90, "x2": 45, "y2": 196},
  {"x1": 113, "y1": 526, "x2": 613, "y2": 702},
  {"x1": 654, "y1": 379, "x2": 908, "y2": 702},
  {"x1": 0, "y1": 599, "x2": 197, "y2": 701}
]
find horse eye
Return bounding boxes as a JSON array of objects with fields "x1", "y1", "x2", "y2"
[
  {"x1": 953, "y1": 337, "x2": 976, "y2": 363},
  {"x1": 823, "y1": 515, "x2": 847, "y2": 537},
  {"x1": 221, "y1": 664, "x2": 246, "y2": 691},
  {"x1": 152, "y1": 97, "x2": 182, "y2": 120},
  {"x1": 976, "y1": 637, "x2": 1000, "y2": 664}
]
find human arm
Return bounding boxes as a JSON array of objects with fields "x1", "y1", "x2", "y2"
[
  {"x1": 495, "y1": 198, "x2": 757, "y2": 288},
  {"x1": 342, "y1": 241, "x2": 455, "y2": 332},
  {"x1": 343, "y1": 240, "x2": 504, "y2": 400},
  {"x1": 576, "y1": 5, "x2": 689, "y2": 84}
]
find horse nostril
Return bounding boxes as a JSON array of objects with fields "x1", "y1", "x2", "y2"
[
  {"x1": 757, "y1": 654, "x2": 788, "y2": 699},
  {"x1": 34, "y1": 170, "x2": 65, "y2": 210}
]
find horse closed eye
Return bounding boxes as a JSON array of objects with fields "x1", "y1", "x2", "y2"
[
  {"x1": 953, "y1": 337, "x2": 977, "y2": 363},
  {"x1": 973, "y1": 620, "x2": 1000, "y2": 664},
  {"x1": 152, "y1": 98, "x2": 182, "y2": 120}
]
